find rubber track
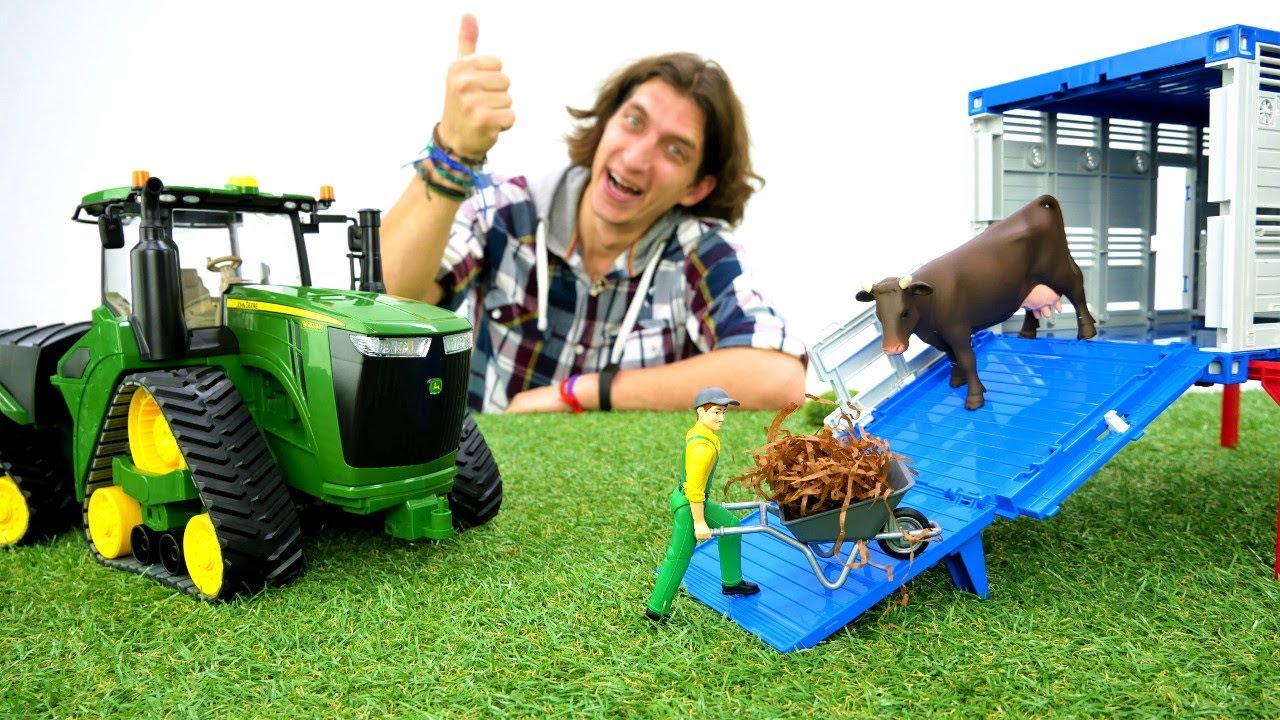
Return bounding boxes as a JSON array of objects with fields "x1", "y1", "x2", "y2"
[
  {"x1": 0, "y1": 422, "x2": 78, "y2": 544},
  {"x1": 83, "y1": 367, "x2": 305, "y2": 600},
  {"x1": 449, "y1": 414, "x2": 502, "y2": 529}
]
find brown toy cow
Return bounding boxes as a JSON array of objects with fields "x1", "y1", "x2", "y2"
[{"x1": 856, "y1": 195, "x2": 1097, "y2": 410}]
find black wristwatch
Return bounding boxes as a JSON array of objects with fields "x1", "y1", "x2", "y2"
[{"x1": 598, "y1": 363, "x2": 621, "y2": 412}]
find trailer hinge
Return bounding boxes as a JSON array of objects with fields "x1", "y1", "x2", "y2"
[{"x1": 944, "y1": 487, "x2": 990, "y2": 509}]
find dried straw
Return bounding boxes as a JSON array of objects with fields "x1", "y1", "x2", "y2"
[{"x1": 724, "y1": 395, "x2": 913, "y2": 556}]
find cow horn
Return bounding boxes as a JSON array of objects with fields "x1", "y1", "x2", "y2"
[
  {"x1": 860, "y1": 282, "x2": 873, "y2": 293},
  {"x1": 898, "y1": 275, "x2": 913, "y2": 289}
]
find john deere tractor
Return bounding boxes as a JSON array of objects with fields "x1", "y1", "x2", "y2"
[{"x1": 0, "y1": 173, "x2": 501, "y2": 600}]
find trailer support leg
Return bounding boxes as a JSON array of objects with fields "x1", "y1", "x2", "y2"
[
  {"x1": 1220, "y1": 382, "x2": 1241, "y2": 449},
  {"x1": 944, "y1": 533, "x2": 989, "y2": 598}
]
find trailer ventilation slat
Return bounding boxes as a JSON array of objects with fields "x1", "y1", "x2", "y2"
[
  {"x1": 1066, "y1": 226, "x2": 1096, "y2": 268},
  {"x1": 1261, "y1": 44, "x2": 1280, "y2": 92},
  {"x1": 1156, "y1": 123, "x2": 1193, "y2": 155},
  {"x1": 1004, "y1": 109, "x2": 1045, "y2": 144},
  {"x1": 1108, "y1": 118, "x2": 1150, "y2": 151},
  {"x1": 1056, "y1": 115, "x2": 1100, "y2": 148},
  {"x1": 1107, "y1": 228, "x2": 1146, "y2": 266}
]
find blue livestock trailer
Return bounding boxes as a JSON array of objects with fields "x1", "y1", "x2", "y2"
[{"x1": 685, "y1": 24, "x2": 1280, "y2": 653}]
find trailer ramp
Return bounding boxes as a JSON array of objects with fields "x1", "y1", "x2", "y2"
[{"x1": 684, "y1": 331, "x2": 1216, "y2": 652}]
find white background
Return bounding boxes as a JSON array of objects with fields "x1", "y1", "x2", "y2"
[{"x1": 2, "y1": 1, "x2": 1275, "y2": 391}]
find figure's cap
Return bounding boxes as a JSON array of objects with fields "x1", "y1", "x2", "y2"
[{"x1": 693, "y1": 386, "x2": 740, "y2": 409}]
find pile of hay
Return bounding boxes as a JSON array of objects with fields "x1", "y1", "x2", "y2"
[{"x1": 725, "y1": 396, "x2": 913, "y2": 556}]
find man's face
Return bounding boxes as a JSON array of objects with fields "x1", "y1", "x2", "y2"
[
  {"x1": 696, "y1": 404, "x2": 727, "y2": 432},
  {"x1": 584, "y1": 78, "x2": 717, "y2": 238}
]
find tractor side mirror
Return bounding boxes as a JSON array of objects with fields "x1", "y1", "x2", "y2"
[
  {"x1": 98, "y1": 214, "x2": 124, "y2": 249},
  {"x1": 347, "y1": 225, "x2": 362, "y2": 254}
]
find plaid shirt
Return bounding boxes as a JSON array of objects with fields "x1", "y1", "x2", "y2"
[{"x1": 437, "y1": 166, "x2": 807, "y2": 412}]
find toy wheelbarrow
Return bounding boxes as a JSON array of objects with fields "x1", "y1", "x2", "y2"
[{"x1": 710, "y1": 458, "x2": 941, "y2": 590}]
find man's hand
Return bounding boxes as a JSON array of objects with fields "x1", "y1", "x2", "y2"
[
  {"x1": 505, "y1": 374, "x2": 600, "y2": 413},
  {"x1": 439, "y1": 14, "x2": 515, "y2": 160},
  {"x1": 1022, "y1": 284, "x2": 1063, "y2": 320},
  {"x1": 504, "y1": 385, "x2": 569, "y2": 413}
]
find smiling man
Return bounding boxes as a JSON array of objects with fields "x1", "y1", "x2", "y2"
[{"x1": 381, "y1": 15, "x2": 807, "y2": 413}]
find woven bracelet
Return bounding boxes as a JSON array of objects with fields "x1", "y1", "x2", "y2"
[
  {"x1": 431, "y1": 123, "x2": 487, "y2": 167},
  {"x1": 413, "y1": 160, "x2": 468, "y2": 201},
  {"x1": 429, "y1": 157, "x2": 476, "y2": 188}
]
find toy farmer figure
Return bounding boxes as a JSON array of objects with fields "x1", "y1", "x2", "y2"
[{"x1": 645, "y1": 386, "x2": 759, "y2": 622}]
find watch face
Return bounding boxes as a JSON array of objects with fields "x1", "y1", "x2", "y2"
[{"x1": 1261, "y1": 98, "x2": 1276, "y2": 126}]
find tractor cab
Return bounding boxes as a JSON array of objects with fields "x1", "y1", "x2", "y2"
[{"x1": 73, "y1": 172, "x2": 383, "y2": 361}]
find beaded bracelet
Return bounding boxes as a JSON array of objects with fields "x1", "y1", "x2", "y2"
[
  {"x1": 432, "y1": 123, "x2": 487, "y2": 167},
  {"x1": 413, "y1": 151, "x2": 475, "y2": 189},
  {"x1": 428, "y1": 144, "x2": 485, "y2": 188},
  {"x1": 429, "y1": 157, "x2": 475, "y2": 188},
  {"x1": 413, "y1": 160, "x2": 468, "y2": 202},
  {"x1": 424, "y1": 144, "x2": 490, "y2": 216},
  {"x1": 425, "y1": 178, "x2": 467, "y2": 202},
  {"x1": 406, "y1": 126, "x2": 491, "y2": 213}
]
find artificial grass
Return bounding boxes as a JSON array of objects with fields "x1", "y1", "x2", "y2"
[{"x1": 2, "y1": 391, "x2": 1278, "y2": 718}]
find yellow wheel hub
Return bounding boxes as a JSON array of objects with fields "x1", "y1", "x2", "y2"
[
  {"x1": 0, "y1": 475, "x2": 30, "y2": 545},
  {"x1": 184, "y1": 513, "x2": 223, "y2": 597},
  {"x1": 88, "y1": 486, "x2": 142, "y2": 559},
  {"x1": 128, "y1": 388, "x2": 187, "y2": 475}
]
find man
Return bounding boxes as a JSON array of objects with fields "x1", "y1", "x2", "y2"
[
  {"x1": 645, "y1": 386, "x2": 758, "y2": 622},
  {"x1": 380, "y1": 15, "x2": 807, "y2": 413}
]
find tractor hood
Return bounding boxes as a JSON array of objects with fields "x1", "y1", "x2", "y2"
[{"x1": 224, "y1": 285, "x2": 471, "y2": 337}]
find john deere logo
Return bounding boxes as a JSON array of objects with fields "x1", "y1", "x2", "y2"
[{"x1": 428, "y1": 378, "x2": 443, "y2": 396}]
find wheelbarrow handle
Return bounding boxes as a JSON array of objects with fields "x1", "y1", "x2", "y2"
[
  {"x1": 709, "y1": 526, "x2": 756, "y2": 538},
  {"x1": 709, "y1": 505, "x2": 773, "y2": 538}
]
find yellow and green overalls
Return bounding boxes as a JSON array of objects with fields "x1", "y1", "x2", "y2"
[{"x1": 645, "y1": 421, "x2": 745, "y2": 617}]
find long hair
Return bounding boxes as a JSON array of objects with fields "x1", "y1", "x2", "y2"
[{"x1": 565, "y1": 53, "x2": 762, "y2": 226}]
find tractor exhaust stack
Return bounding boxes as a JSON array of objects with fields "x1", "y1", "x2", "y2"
[{"x1": 130, "y1": 176, "x2": 187, "y2": 361}]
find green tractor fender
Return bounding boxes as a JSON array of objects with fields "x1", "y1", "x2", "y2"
[
  {"x1": 0, "y1": 384, "x2": 30, "y2": 426},
  {"x1": 0, "y1": 322, "x2": 93, "y2": 546}
]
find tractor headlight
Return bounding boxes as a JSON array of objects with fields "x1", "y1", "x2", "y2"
[
  {"x1": 445, "y1": 330, "x2": 476, "y2": 353},
  {"x1": 348, "y1": 334, "x2": 432, "y2": 358},
  {"x1": 443, "y1": 331, "x2": 473, "y2": 355}
]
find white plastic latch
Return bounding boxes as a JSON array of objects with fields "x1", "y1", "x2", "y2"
[{"x1": 1104, "y1": 410, "x2": 1130, "y2": 434}]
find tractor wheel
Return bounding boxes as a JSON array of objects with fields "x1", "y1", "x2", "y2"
[
  {"x1": 877, "y1": 507, "x2": 932, "y2": 560},
  {"x1": 87, "y1": 485, "x2": 142, "y2": 558},
  {"x1": 182, "y1": 514, "x2": 221, "y2": 596},
  {"x1": 0, "y1": 424, "x2": 78, "y2": 546},
  {"x1": 130, "y1": 524, "x2": 160, "y2": 565},
  {"x1": 449, "y1": 414, "x2": 502, "y2": 530},
  {"x1": 83, "y1": 366, "x2": 305, "y2": 600}
]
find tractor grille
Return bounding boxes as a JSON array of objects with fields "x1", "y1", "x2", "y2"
[{"x1": 328, "y1": 328, "x2": 469, "y2": 468}]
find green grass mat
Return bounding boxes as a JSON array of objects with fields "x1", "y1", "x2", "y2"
[{"x1": 2, "y1": 391, "x2": 1277, "y2": 718}]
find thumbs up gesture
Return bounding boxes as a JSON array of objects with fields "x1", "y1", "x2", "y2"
[{"x1": 438, "y1": 14, "x2": 514, "y2": 161}]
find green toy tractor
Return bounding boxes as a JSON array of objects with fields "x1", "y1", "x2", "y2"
[{"x1": 0, "y1": 173, "x2": 501, "y2": 600}]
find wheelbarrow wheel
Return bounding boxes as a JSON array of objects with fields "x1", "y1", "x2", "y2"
[{"x1": 877, "y1": 507, "x2": 931, "y2": 560}]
